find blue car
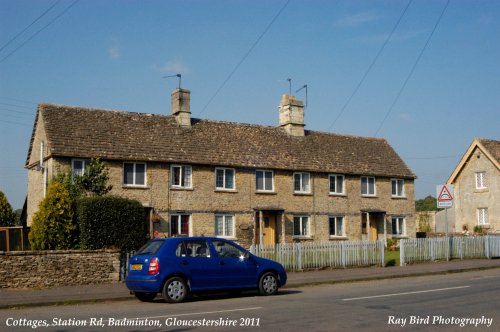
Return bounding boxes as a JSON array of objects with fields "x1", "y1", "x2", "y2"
[{"x1": 125, "y1": 237, "x2": 287, "y2": 303}]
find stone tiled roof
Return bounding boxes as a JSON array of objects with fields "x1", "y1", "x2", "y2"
[
  {"x1": 27, "y1": 103, "x2": 415, "y2": 178},
  {"x1": 479, "y1": 139, "x2": 500, "y2": 163}
]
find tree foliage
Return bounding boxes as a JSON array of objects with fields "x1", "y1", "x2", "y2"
[
  {"x1": 74, "y1": 158, "x2": 112, "y2": 196},
  {"x1": 28, "y1": 181, "x2": 78, "y2": 250},
  {"x1": 0, "y1": 191, "x2": 15, "y2": 227},
  {"x1": 415, "y1": 195, "x2": 442, "y2": 212}
]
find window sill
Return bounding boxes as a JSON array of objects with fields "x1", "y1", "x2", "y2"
[
  {"x1": 391, "y1": 235, "x2": 407, "y2": 239},
  {"x1": 474, "y1": 188, "x2": 489, "y2": 193},
  {"x1": 122, "y1": 185, "x2": 149, "y2": 189},
  {"x1": 255, "y1": 191, "x2": 277, "y2": 195},
  {"x1": 391, "y1": 196, "x2": 407, "y2": 199},
  {"x1": 293, "y1": 192, "x2": 313, "y2": 196},
  {"x1": 215, "y1": 236, "x2": 237, "y2": 240},
  {"x1": 215, "y1": 189, "x2": 238, "y2": 193},
  {"x1": 170, "y1": 187, "x2": 194, "y2": 191},
  {"x1": 329, "y1": 236, "x2": 348, "y2": 240},
  {"x1": 361, "y1": 194, "x2": 378, "y2": 198},
  {"x1": 329, "y1": 193, "x2": 347, "y2": 197}
]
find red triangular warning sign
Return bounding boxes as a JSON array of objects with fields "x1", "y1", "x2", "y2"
[{"x1": 438, "y1": 185, "x2": 453, "y2": 201}]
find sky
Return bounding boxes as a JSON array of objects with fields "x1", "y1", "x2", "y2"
[{"x1": 0, "y1": 0, "x2": 499, "y2": 209}]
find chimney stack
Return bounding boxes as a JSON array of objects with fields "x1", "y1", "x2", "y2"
[
  {"x1": 278, "y1": 94, "x2": 305, "y2": 136},
  {"x1": 171, "y1": 88, "x2": 191, "y2": 127}
]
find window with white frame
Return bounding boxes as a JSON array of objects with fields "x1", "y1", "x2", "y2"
[
  {"x1": 477, "y1": 208, "x2": 489, "y2": 225},
  {"x1": 294, "y1": 172, "x2": 311, "y2": 193},
  {"x1": 215, "y1": 168, "x2": 235, "y2": 190},
  {"x1": 171, "y1": 165, "x2": 192, "y2": 188},
  {"x1": 214, "y1": 214, "x2": 235, "y2": 238},
  {"x1": 72, "y1": 159, "x2": 89, "y2": 178},
  {"x1": 361, "y1": 177, "x2": 376, "y2": 196},
  {"x1": 256, "y1": 170, "x2": 274, "y2": 192},
  {"x1": 391, "y1": 216, "x2": 405, "y2": 236},
  {"x1": 391, "y1": 179, "x2": 405, "y2": 197},
  {"x1": 475, "y1": 172, "x2": 487, "y2": 189},
  {"x1": 329, "y1": 174, "x2": 345, "y2": 195},
  {"x1": 293, "y1": 216, "x2": 310, "y2": 237},
  {"x1": 171, "y1": 214, "x2": 191, "y2": 236},
  {"x1": 329, "y1": 216, "x2": 344, "y2": 237},
  {"x1": 123, "y1": 162, "x2": 146, "y2": 186}
]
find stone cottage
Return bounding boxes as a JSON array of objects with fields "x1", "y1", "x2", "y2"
[
  {"x1": 25, "y1": 89, "x2": 416, "y2": 247},
  {"x1": 447, "y1": 138, "x2": 499, "y2": 234}
]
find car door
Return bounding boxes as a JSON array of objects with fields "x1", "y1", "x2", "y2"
[
  {"x1": 211, "y1": 240, "x2": 258, "y2": 288},
  {"x1": 174, "y1": 240, "x2": 219, "y2": 290}
]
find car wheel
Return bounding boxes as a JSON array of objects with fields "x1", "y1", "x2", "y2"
[
  {"x1": 259, "y1": 272, "x2": 278, "y2": 296},
  {"x1": 134, "y1": 292, "x2": 156, "y2": 302},
  {"x1": 162, "y1": 277, "x2": 188, "y2": 303}
]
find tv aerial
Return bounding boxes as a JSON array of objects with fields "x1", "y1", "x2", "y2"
[{"x1": 163, "y1": 73, "x2": 182, "y2": 89}]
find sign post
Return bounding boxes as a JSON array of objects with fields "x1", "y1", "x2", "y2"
[{"x1": 436, "y1": 184, "x2": 454, "y2": 237}]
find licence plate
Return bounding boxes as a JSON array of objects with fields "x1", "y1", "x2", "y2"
[{"x1": 131, "y1": 264, "x2": 143, "y2": 271}]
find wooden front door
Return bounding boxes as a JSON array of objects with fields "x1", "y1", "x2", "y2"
[
  {"x1": 256, "y1": 213, "x2": 276, "y2": 245},
  {"x1": 370, "y1": 221, "x2": 378, "y2": 240},
  {"x1": 263, "y1": 214, "x2": 276, "y2": 245}
]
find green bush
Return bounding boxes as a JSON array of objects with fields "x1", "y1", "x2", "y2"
[
  {"x1": 77, "y1": 196, "x2": 148, "y2": 250},
  {"x1": 29, "y1": 182, "x2": 78, "y2": 250},
  {"x1": 0, "y1": 191, "x2": 15, "y2": 227}
]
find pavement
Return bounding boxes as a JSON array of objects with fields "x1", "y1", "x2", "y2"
[{"x1": 1, "y1": 258, "x2": 499, "y2": 309}]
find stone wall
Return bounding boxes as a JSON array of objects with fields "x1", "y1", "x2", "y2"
[{"x1": 0, "y1": 250, "x2": 120, "y2": 288}]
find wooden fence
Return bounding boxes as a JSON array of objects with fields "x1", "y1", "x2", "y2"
[
  {"x1": 400, "y1": 235, "x2": 500, "y2": 266},
  {"x1": 250, "y1": 240, "x2": 385, "y2": 271}
]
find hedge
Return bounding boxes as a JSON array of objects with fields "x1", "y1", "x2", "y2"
[{"x1": 77, "y1": 196, "x2": 148, "y2": 250}]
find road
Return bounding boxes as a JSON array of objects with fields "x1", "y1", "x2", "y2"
[{"x1": 1, "y1": 269, "x2": 499, "y2": 331}]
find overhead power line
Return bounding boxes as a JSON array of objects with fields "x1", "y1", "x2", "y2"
[
  {"x1": 328, "y1": 0, "x2": 413, "y2": 132},
  {"x1": 374, "y1": 0, "x2": 450, "y2": 136},
  {"x1": 0, "y1": 0, "x2": 79, "y2": 64},
  {"x1": 0, "y1": 0, "x2": 61, "y2": 53},
  {"x1": 198, "y1": 0, "x2": 290, "y2": 116}
]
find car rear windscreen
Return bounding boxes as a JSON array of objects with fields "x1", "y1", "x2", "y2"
[{"x1": 137, "y1": 241, "x2": 164, "y2": 255}]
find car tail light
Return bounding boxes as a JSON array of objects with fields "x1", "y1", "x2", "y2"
[{"x1": 148, "y1": 258, "x2": 160, "y2": 275}]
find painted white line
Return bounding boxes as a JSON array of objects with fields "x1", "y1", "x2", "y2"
[
  {"x1": 137, "y1": 307, "x2": 263, "y2": 320},
  {"x1": 342, "y1": 286, "x2": 470, "y2": 301}
]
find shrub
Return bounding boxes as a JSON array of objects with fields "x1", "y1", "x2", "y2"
[
  {"x1": 77, "y1": 196, "x2": 148, "y2": 250},
  {"x1": 29, "y1": 182, "x2": 78, "y2": 250},
  {"x1": 0, "y1": 191, "x2": 15, "y2": 227}
]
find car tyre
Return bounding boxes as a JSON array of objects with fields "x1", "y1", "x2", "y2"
[
  {"x1": 134, "y1": 292, "x2": 156, "y2": 302},
  {"x1": 259, "y1": 272, "x2": 278, "y2": 296},
  {"x1": 162, "y1": 277, "x2": 188, "y2": 303}
]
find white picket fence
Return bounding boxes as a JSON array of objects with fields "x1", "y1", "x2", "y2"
[
  {"x1": 250, "y1": 240, "x2": 385, "y2": 271},
  {"x1": 400, "y1": 235, "x2": 500, "y2": 266}
]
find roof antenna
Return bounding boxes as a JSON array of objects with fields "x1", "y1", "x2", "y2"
[
  {"x1": 287, "y1": 78, "x2": 292, "y2": 95},
  {"x1": 296, "y1": 84, "x2": 308, "y2": 108},
  {"x1": 163, "y1": 73, "x2": 182, "y2": 89}
]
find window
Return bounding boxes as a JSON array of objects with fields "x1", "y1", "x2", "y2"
[
  {"x1": 171, "y1": 165, "x2": 192, "y2": 188},
  {"x1": 215, "y1": 214, "x2": 235, "y2": 238},
  {"x1": 215, "y1": 168, "x2": 235, "y2": 190},
  {"x1": 171, "y1": 214, "x2": 190, "y2": 236},
  {"x1": 477, "y1": 208, "x2": 489, "y2": 225},
  {"x1": 391, "y1": 179, "x2": 405, "y2": 197},
  {"x1": 213, "y1": 240, "x2": 246, "y2": 259},
  {"x1": 329, "y1": 174, "x2": 345, "y2": 195},
  {"x1": 294, "y1": 172, "x2": 311, "y2": 193},
  {"x1": 176, "y1": 240, "x2": 209, "y2": 258},
  {"x1": 293, "y1": 216, "x2": 310, "y2": 237},
  {"x1": 475, "y1": 172, "x2": 487, "y2": 189},
  {"x1": 361, "y1": 177, "x2": 376, "y2": 196},
  {"x1": 256, "y1": 170, "x2": 274, "y2": 192},
  {"x1": 329, "y1": 216, "x2": 344, "y2": 237},
  {"x1": 72, "y1": 159, "x2": 89, "y2": 178},
  {"x1": 123, "y1": 162, "x2": 146, "y2": 186},
  {"x1": 391, "y1": 217, "x2": 405, "y2": 236}
]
